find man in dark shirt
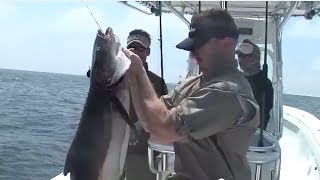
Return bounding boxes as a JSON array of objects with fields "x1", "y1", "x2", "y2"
[
  {"x1": 122, "y1": 29, "x2": 168, "y2": 180},
  {"x1": 123, "y1": 9, "x2": 260, "y2": 180},
  {"x1": 237, "y1": 39, "x2": 274, "y2": 131}
]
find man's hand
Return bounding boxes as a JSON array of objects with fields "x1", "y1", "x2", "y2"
[
  {"x1": 122, "y1": 48, "x2": 144, "y2": 77},
  {"x1": 122, "y1": 47, "x2": 181, "y2": 144}
]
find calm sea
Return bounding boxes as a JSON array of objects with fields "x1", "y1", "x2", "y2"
[{"x1": 0, "y1": 68, "x2": 319, "y2": 180}]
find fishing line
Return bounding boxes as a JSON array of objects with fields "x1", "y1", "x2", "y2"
[
  {"x1": 81, "y1": 0, "x2": 103, "y2": 78},
  {"x1": 81, "y1": 0, "x2": 103, "y2": 32}
]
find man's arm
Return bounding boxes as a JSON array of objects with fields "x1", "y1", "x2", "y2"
[
  {"x1": 123, "y1": 49, "x2": 244, "y2": 144},
  {"x1": 129, "y1": 75, "x2": 243, "y2": 144},
  {"x1": 124, "y1": 48, "x2": 182, "y2": 144}
]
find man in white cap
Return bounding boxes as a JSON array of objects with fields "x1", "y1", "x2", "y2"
[
  {"x1": 122, "y1": 29, "x2": 168, "y2": 180},
  {"x1": 237, "y1": 39, "x2": 274, "y2": 131}
]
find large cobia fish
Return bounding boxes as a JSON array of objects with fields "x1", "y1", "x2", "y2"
[{"x1": 63, "y1": 27, "x2": 138, "y2": 180}]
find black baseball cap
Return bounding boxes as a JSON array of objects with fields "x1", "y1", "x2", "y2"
[{"x1": 176, "y1": 10, "x2": 239, "y2": 51}]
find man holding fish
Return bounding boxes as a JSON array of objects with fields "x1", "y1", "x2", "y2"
[{"x1": 123, "y1": 8, "x2": 260, "y2": 180}]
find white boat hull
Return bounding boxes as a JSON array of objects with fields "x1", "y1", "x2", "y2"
[{"x1": 279, "y1": 105, "x2": 320, "y2": 180}]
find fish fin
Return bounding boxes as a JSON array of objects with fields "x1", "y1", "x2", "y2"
[
  {"x1": 111, "y1": 94, "x2": 140, "y2": 140},
  {"x1": 63, "y1": 152, "x2": 72, "y2": 176}
]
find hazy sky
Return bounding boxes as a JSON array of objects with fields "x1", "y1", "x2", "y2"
[{"x1": 0, "y1": 1, "x2": 319, "y2": 97}]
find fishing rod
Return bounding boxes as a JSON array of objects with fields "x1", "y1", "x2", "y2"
[
  {"x1": 158, "y1": 2, "x2": 164, "y2": 82},
  {"x1": 258, "y1": 1, "x2": 269, "y2": 147}
]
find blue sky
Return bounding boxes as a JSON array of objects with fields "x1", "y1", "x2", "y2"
[{"x1": 0, "y1": 1, "x2": 319, "y2": 97}]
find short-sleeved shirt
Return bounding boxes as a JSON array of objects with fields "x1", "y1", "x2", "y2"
[{"x1": 161, "y1": 63, "x2": 260, "y2": 180}]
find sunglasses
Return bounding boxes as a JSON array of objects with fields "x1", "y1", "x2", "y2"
[
  {"x1": 237, "y1": 53, "x2": 254, "y2": 58},
  {"x1": 127, "y1": 45, "x2": 147, "y2": 51},
  {"x1": 188, "y1": 28, "x2": 239, "y2": 50}
]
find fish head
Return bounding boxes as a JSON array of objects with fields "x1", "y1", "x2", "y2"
[{"x1": 90, "y1": 27, "x2": 131, "y2": 89}]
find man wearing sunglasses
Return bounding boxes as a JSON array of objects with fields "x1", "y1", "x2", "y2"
[
  {"x1": 123, "y1": 29, "x2": 168, "y2": 180},
  {"x1": 237, "y1": 39, "x2": 274, "y2": 131},
  {"x1": 123, "y1": 9, "x2": 259, "y2": 180}
]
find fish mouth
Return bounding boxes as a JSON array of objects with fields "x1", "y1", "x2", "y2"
[
  {"x1": 97, "y1": 27, "x2": 115, "y2": 43},
  {"x1": 98, "y1": 27, "x2": 131, "y2": 88}
]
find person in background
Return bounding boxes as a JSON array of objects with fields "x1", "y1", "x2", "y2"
[
  {"x1": 237, "y1": 39, "x2": 274, "y2": 131},
  {"x1": 122, "y1": 29, "x2": 168, "y2": 180}
]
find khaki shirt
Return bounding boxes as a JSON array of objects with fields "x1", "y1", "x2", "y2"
[{"x1": 161, "y1": 63, "x2": 260, "y2": 180}]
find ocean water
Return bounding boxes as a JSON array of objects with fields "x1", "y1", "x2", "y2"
[{"x1": 0, "y1": 68, "x2": 319, "y2": 180}]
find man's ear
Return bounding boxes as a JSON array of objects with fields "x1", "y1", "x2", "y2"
[
  {"x1": 223, "y1": 37, "x2": 237, "y2": 49},
  {"x1": 254, "y1": 52, "x2": 260, "y2": 61},
  {"x1": 146, "y1": 47, "x2": 151, "y2": 56}
]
